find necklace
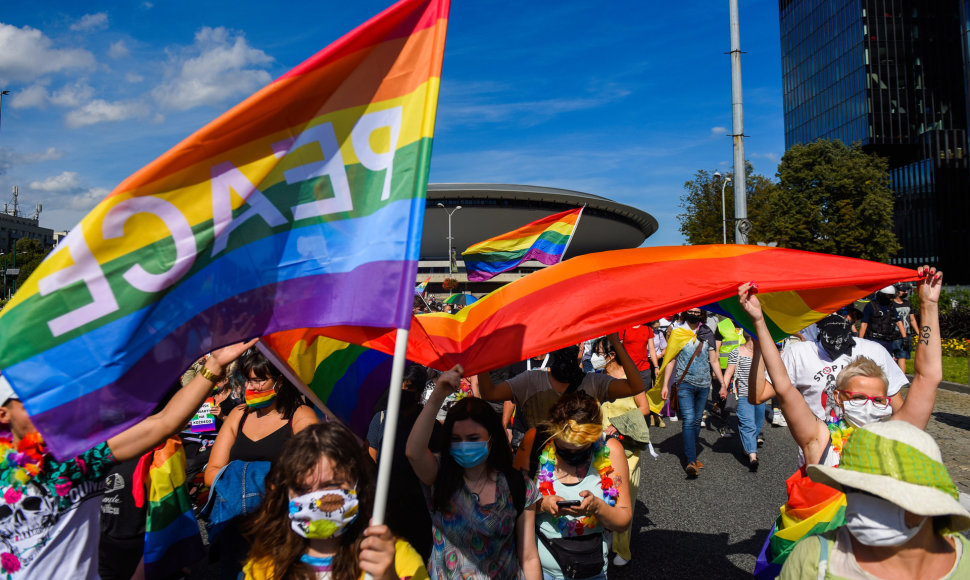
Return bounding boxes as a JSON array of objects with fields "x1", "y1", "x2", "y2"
[
  {"x1": 465, "y1": 472, "x2": 493, "y2": 503},
  {"x1": 537, "y1": 439, "x2": 618, "y2": 536}
]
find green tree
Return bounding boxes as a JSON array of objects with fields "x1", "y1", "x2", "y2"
[
  {"x1": 1, "y1": 238, "x2": 53, "y2": 300},
  {"x1": 763, "y1": 140, "x2": 899, "y2": 261},
  {"x1": 677, "y1": 163, "x2": 776, "y2": 244}
]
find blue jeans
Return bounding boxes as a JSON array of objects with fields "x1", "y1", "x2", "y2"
[
  {"x1": 676, "y1": 382, "x2": 709, "y2": 464},
  {"x1": 736, "y1": 396, "x2": 765, "y2": 455}
]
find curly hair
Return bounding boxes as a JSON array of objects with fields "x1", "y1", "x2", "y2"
[{"x1": 244, "y1": 423, "x2": 375, "y2": 580}]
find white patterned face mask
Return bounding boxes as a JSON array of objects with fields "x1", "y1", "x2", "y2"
[{"x1": 288, "y1": 487, "x2": 359, "y2": 539}]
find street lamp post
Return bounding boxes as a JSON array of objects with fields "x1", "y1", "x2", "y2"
[
  {"x1": 713, "y1": 172, "x2": 732, "y2": 244},
  {"x1": 436, "y1": 202, "x2": 462, "y2": 271}
]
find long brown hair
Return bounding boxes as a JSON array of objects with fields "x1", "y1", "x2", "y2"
[{"x1": 245, "y1": 423, "x2": 375, "y2": 580}]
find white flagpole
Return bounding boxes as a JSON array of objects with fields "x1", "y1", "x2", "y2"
[
  {"x1": 254, "y1": 340, "x2": 345, "y2": 427},
  {"x1": 559, "y1": 205, "x2": 585, "y2": 262},
  {"x1": 370, "y1": 327, "x2": 410, "y2": 524}
]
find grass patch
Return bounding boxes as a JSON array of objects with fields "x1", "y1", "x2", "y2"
[{"x1": 905, "y1": 356, "x2": 969, "y2": 385}]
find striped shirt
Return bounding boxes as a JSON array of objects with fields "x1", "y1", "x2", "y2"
[{"x1": 728, "y1": 349, "x2": 753, "y2": 398}]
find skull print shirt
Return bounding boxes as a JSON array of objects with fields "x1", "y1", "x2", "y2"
[{"x1": 0, "y1": 440, "x2": 116, "y2": 578}]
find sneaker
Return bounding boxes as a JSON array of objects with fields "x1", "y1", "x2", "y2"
[
  {"x1": 720, "y1": 428, "x2": 734, "y2": 438},
  {"x1": 700, "y1": 419, "x2": 705, "y2": 427},
  {"x1": 772, "y1": 410, "x2": 787, "y2": 427},
  {"x1": 757, "y1": 434, "x2": 765, "y2": 447},
  {"x1": 694, "y1": 460, "x2": 705, "y2": 469},
  {"x1": 670, "y1": 414, "x2": 679, "y2": 422},
  {"x1": 613, "y1": 555, "x2": 630, "y2": 567},
  {"x1": 685, "y1": 462, "x2": 698, "y2": 477},
  {"x1": 656, "y1": 417, "x2": 666, "y2": 428}
]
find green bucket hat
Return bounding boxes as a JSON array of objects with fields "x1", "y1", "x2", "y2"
[
  {"x1": 608, "y1": 408, "x2": 650, "y2": 444},
  {"x1": 808, "y1": 420, "x2": 970, "y2": 532}
]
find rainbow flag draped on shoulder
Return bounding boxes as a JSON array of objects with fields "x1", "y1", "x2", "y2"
[
  {"x1": 0, "y1": 0, "x2": 449, "y2": 459},
  {"x1": 461, "y1": 207, "x2": 583, "y2": 281}
]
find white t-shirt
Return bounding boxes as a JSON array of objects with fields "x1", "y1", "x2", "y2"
[{"x1": 777, "y1": 337, "x2": 908, "y2": 421}]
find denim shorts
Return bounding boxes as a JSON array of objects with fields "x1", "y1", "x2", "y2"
[{"x1": 891, "y1": 338, "x2": 911, "y2": 359}]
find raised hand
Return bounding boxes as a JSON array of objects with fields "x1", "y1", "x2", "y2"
[
  {"x1": 737, "y1": 282, "x2": 764, "y2": 322},
  {"x1": 434, "y1": 364, "x2": 464, "y2": 396},
  {"x1": 916, "y1": 265, "x2": 943, "y2": 305}
]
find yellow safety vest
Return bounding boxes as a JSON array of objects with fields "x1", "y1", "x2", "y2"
[{"x1": 717, "y1": 317, "x2": 745, "y2": 370}]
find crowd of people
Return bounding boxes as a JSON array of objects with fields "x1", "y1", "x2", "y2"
[{"x1": 0, "y1": 267, "x2": 965, "y2": 579}]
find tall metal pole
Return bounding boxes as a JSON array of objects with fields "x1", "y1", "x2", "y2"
[
  {"x1": 720, "y1": 176, "x2": 732, "y2": 244},
  {"x1": 729, "y1": 0, "x2": 748, "y2": 244}
]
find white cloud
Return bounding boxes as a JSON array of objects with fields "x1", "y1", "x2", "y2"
[
  {"x1": 152, "y1": 26, "x2": 273, "y2": 111},
  {"x1": 29, "y1": 171, "x2": 81, "y2": 192},
  {"x1": 70, "y1": 13, "x2": 109, "y2": 33},
  {"x1": 125, "y1": 72, "x2": 144, "y2": 83},
  {"x1": 710, "y1": 126, "x2": 728, "y2": 137},
  {"x1": 0, "y1": 23, "x2": 96, "y2": 84},
  {"x1": 108, "y1": 40, "x2": 129, "y2": 59},
  {"x1": 65, "y1": 99, "x2": 150, "y2": 128},
  {"x1": 9, "y1": 84, "x2": 50, "y2": 109},
  {"x1": 750, "y1": 152, "x2": 780, "y2": 162},
  {"x1": 68, "y1": 187, "x2": 109, "y2": 210},
  {"x1": 50, "y1": 81, "x2": 94, "y2": 107},
  {"x1": 0, "y1": 147, "x2": 62, "y2": 174}
]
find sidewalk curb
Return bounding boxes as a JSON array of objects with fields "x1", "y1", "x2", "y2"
[{"x1": 906, "y1": 375, "x2": 970, "y2": 396}]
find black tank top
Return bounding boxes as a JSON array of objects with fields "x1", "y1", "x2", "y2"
[{"x1": 228, "y1": 410, "x2": 294, "y2": 463}]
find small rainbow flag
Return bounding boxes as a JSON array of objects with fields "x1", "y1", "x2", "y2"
[
  {"x1": 261, "y1": 328, "x2": 393, "y2": 437},
  {"x1": 461, "y1": 207, "x2": 583, "y2": 282},
  {"x1": 0, "y1": 0, "x2": 449, "y2": 459},
  {"x1": 753, "y1": 467, "x2": 846, "y2": 579},
  {"x1": 318, "y1": 245, "x2": 921, "y2": 376},
  {"x1": 133, "y1": 436, "x2": 205, "y2": 579},
  {"x1": 415, "y1": 276, "x2": 431, "y2": 295}
]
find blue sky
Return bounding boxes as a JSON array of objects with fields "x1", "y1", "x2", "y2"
[{"x1": 0, "y1": 0, "x2": 784, "y2": 246}]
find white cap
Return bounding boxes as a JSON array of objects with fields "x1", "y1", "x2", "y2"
[
  {"x1": 0, "y1": 375, "x2": 19, "y2": 406},
  {"x1": 658, "y1": 318, "x2": 670, "y2": 327},
  {"x1": 879, "y1": 285, "x2": 897, "y2": 295}
]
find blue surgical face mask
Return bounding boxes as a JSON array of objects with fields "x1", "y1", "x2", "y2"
[{"x1": 450, "y1": 440, "x2": 490, "y2": 468}]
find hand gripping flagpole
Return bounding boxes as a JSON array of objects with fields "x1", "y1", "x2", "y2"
[{"x1": 366, "y1": 327, "x2": 410, "y2": 579}]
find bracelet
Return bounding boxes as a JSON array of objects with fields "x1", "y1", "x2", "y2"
[{"x1": 197, "y1": 365, "x2": 224, "y2": 383}]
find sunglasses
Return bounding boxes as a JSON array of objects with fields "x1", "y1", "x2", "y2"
[{"x1": 838, "y1": 391, "x2": 892, "y2": 409}]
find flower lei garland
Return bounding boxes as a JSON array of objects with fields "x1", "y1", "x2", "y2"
[
  {"x1": 827, "y1": 417, "x2": 855, "y2": 457},
  {"x1": 537, "y1": 439, "x2": 618, "y2": 536},
  {"x1": 0, "y1": 433, "x2": 45, "y2": 490}
]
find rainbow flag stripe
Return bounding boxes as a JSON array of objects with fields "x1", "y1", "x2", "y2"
[
  {"x1": 261, "y1": 328, "x2": 393, "y2": 437},
  {"x1": 461, "y1": 207, "x2": 583, "y2": 282},
  {"x1": 0, "y1": 0, "x2": 449, "y2": 460},
  {"x1": 140, "y1": 437, "x2": 205, "y2": 579},
  {"x1": 319, "y1": 245, "x2": 920, "y2": 376},
  {"x1": 753, "y1": 468, "x2": 846, "y2": 579}
]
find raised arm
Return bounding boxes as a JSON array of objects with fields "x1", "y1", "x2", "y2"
[
  {"x1": 476, "y1": 371, "x2": 513, "y2": 402},
  {"x1": 406, "y1": 364, "x2": 462, "y2": 487},
  {"x1": 108, "y1": 339, "x2": 258, "y2": 463},
  {"x1": 738, "y1": 284, "x2": 826, "y2": 460},
  {"x1": 893, "y1": 267, "x2": 943, "y2": 429},
  {"x1": 606, "y1": 333, "x2": 645, "y2": 400}
]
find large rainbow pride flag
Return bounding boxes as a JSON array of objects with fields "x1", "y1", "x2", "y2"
[
  {"x1": 261, "y1": 328, "x2": 394, "y2": 437},
  {"x1": 0, "y1": 0, "x2": 449, "y2": 459},
  {"x1": 462, "y1": 207, "x2": 583, "y2": 281},
  {"x1": 319, "y1": 245, "x2": 921, "y2": 375}
]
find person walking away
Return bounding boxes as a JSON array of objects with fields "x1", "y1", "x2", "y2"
[
  {"x1": 721, "y1": 330, "x2": 762, "y2": 471},
  {"x1": 892, "y1": 286, "x2": 918, "y2": 373}
]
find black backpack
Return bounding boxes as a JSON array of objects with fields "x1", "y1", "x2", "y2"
[{"x1": 867, "y1": 305, "x2": 897, "y2": 341}]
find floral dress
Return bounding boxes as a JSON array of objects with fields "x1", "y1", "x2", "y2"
[{"x1": 427, "y1": 472, "x2": 540, "y2": 579}]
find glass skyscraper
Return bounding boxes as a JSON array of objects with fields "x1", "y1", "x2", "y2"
[{"x1": 780, "y1": 0, "x2": 970, "y2": 280}]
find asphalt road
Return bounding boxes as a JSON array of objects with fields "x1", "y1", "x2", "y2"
[{"x1": 609, "y1": 411, "x2": 799, "y2": 579}]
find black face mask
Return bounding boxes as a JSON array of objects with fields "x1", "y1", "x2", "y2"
[
  {"x1": 555, "y1": 441, "x2": 593, "y2": 467},
  {"x1": 816, "y1": 314, "x2": 855, "y2": 359},
  {"x1": 876, "y1": 293, "x2": 892, "y2": 306},
  {"x1": 686, "y1": 313, "x2": 703, "y2": 324}
]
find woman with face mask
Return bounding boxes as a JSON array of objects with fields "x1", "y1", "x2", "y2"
[
  {"x1": 204, "y1": 347, "x2": 319, "y2": 578},
  {"x1": 243, "y1": 422, "x2": 428, "y2": 579},
  {"x1": 532, "y1": 392, "x2": 632, "y2": 580},
  {"x1": 738, "y1": 266, "x2": 944, "y2": 576},
  {"x1": 780, "y1": 420, "x2": 970, "y2": 580},
  {"x1": 407, "y1": 365, "x2": 542, "y2": 580}
]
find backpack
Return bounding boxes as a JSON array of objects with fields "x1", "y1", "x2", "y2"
[{"x1": 867, "y1": 305, "x2": 897, "y2": 341}]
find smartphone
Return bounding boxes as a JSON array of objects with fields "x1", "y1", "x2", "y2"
[{"x1": 556, "y1": 500, "x2": 582, "y2": 508}]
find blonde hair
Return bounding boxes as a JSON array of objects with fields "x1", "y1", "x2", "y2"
[
  {"x1": 835, "y1": 356, "x2": 888, "y2": 393},
  {"x1": 551, "y1": 420, "x2": 603, "y2": 446}
]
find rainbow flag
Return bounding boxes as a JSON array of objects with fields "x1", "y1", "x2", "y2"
[
  {"x1": 461, "y1": 207, "x2": 583, "y2": 281},
  {"x1": 261, "y1": 328, "x2": 393, "y2": 437},
  {"x1": 133, "y1": 436, "x2": 205, "y2": 579},
  {"x1": 0, "y1": 0, "x2": 449, "y2": 459},
  {"x1": 415, "y1": 276, "x2": 431, "y2": 295},
  {"x1": 646, "y1": 327, "x2": 696, "y2": 414},
  {"x1": 753, "y1": 468, "x2": 846, "y2": 579},
  {"x1": 318, "y1": 245, "x2": 921, "y2": 376}
]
